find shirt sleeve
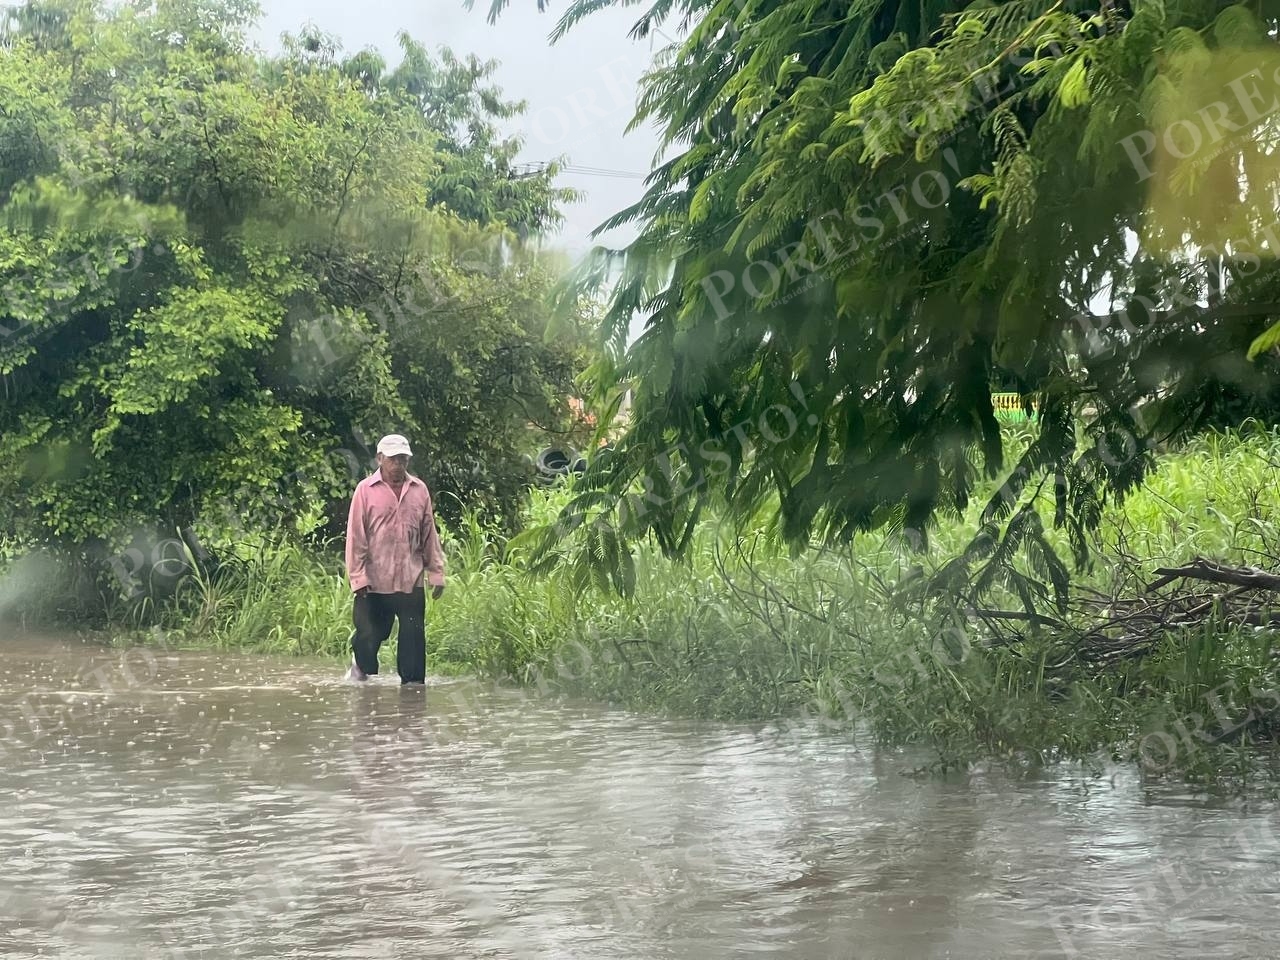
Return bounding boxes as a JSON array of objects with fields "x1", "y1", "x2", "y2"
[
  {"x1": 421, "y1": 488, "x2": 446, "y2": 588},
  {"x1": 345, "y1": 484, "x2": 370, "y2": 592}
]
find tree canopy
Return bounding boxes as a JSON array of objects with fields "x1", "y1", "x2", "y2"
[
  {"x1": 0, "y1": 0, "x2": 595, "y2": 572},
  {"x1": 511, "y1": 0, "x2": 1280, "y2": 606}
]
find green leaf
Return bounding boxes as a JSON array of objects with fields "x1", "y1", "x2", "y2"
[
  {"x1": 1247, "y1": 319, "x2": 1280, "y2": 359},
  {"x1": 1058, "y1": 57, "x2": 1090, "y2": 109}
]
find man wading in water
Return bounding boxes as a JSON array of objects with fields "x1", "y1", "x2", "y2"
[{"x1": 344, "y1": 434, "x2": 446, "y2": 684}]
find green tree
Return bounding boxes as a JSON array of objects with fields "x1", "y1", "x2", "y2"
[
  {"x1": 0, "y1": 0, "x2": 595, "y2": 599},
  {"x1": 502, "y1": 0, "x2": 1280, "y2": 608}
]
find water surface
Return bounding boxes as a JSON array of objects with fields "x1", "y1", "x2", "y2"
[{"x1": 2, "y1": 634, "x2": 1277, "y2": 959}]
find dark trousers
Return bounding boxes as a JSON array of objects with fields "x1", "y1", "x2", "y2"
[{"x1": 352, "y1": 587, "x2": 426, "y2": 684}]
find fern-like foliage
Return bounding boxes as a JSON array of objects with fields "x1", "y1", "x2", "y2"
[{"x1": 489, "y1": 0, "x2": 1280, "y2": 613}]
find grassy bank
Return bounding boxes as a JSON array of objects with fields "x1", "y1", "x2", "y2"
[
  {"x1": 425, "y1": 425, "x2": 1280, "y2": 786},
  {"x1": 8, "y1": 426, "x2": 1280, "y2": 788},
  {"x1": 440, "y1": 423, "x2": 1280, "y2": 786}
]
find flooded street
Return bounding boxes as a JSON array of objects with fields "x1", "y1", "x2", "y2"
[{"x1": 2, "y1": 634, "x2": 1278, "y2": 959}]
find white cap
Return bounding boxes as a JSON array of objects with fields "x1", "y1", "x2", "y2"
[{"x1": 376, "y1": 434, "x2": 413, "y2": 457}]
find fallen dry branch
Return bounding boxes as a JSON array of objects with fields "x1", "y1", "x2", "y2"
[
  {"x1": 959, "y1": 557, "x2": 1280, "y2": 665},
  {"x1": 1076, "y1": 557, "x2": 1280, "y2": 665},
  {"x1": 1146, "y1": 558, "x2": 1280, "y2": 593}
]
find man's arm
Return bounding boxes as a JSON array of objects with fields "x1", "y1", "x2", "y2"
[
  {"x1": 421, "y1": 488, "x2": 446, "y2": 595},
  {"x1": 345, "y1": 484, "x2": 371, "y2": 593}
]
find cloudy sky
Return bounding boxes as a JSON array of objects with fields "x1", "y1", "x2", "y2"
[{"x1": 252, "y1": 0, "x2": 666, "y2": 260}]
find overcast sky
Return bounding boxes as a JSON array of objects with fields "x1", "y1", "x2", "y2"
[{"x1": 252, "y1": 0, "x2": 665, "y2": 261}]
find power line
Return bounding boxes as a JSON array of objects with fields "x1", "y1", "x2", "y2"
[
  {"x1": 509, "y1": 161, "x2": 646, "y2": 181},
  {"x1": 561, "y1": 164, "x2": 647, "y2": 179}
]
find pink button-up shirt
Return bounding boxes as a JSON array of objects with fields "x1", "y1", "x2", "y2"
[{"x1": 345, "y1": 472, "x2": 446, "y2": 594}]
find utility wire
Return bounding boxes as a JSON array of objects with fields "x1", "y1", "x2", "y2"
[
  {"x1": 509, "y1": 161, "x2": 646, "y2": 180},
  {"x1": 561, "y1": 164, "x2": 646, "y2": 179}
]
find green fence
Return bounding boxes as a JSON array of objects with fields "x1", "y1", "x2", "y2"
[{"x1": 992, "y1": 392, "x2": 1037, "y2": 422}]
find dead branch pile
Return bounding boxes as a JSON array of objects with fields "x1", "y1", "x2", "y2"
[{"x1": 968, "y1": 558, "x2": 1280, "y2": 664}]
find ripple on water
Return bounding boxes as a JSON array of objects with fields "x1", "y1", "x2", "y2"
[{"x1": 3, "y1": 636, "x2": 1280, "y2": 959}]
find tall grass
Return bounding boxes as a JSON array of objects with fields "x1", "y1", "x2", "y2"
[
  {"x1": 414, "y1": 425, "x2": 1280, "y2": 785},
  {"x1": 159, "y1": 541, "x2": 356, "y2": 658}
]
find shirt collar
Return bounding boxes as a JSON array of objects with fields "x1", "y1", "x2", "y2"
[{"x1": 368, "y1": 472, "x2": 422, "y2": 487}]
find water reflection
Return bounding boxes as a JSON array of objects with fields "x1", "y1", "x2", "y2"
[
  {"x1": 1, "y1": 634, "x2": 1279, "y2": 959},
  {"x1": 348, "y1": 682, "x2": 429, "y2": 781}
]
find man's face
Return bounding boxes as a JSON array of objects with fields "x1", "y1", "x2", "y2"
[{"x1": 378, "y1": 453, "x2": 409, "y2": 482}]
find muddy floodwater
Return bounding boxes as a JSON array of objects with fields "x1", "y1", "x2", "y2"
[{"x1": 2, "y1": 633, "x2": 1278, "y2": 959}]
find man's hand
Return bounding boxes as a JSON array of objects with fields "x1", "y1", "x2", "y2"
[
  {"x1": 355, "y1": 586, "x2": 371, "y2": 599},
  {"x1": 431, "y1": 584, "x2": 445, "y2": 600}
]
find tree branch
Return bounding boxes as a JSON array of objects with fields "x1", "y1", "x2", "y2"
[{"x1": 1147, "y1": 558, "x2": 1280, "y2": 594}]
